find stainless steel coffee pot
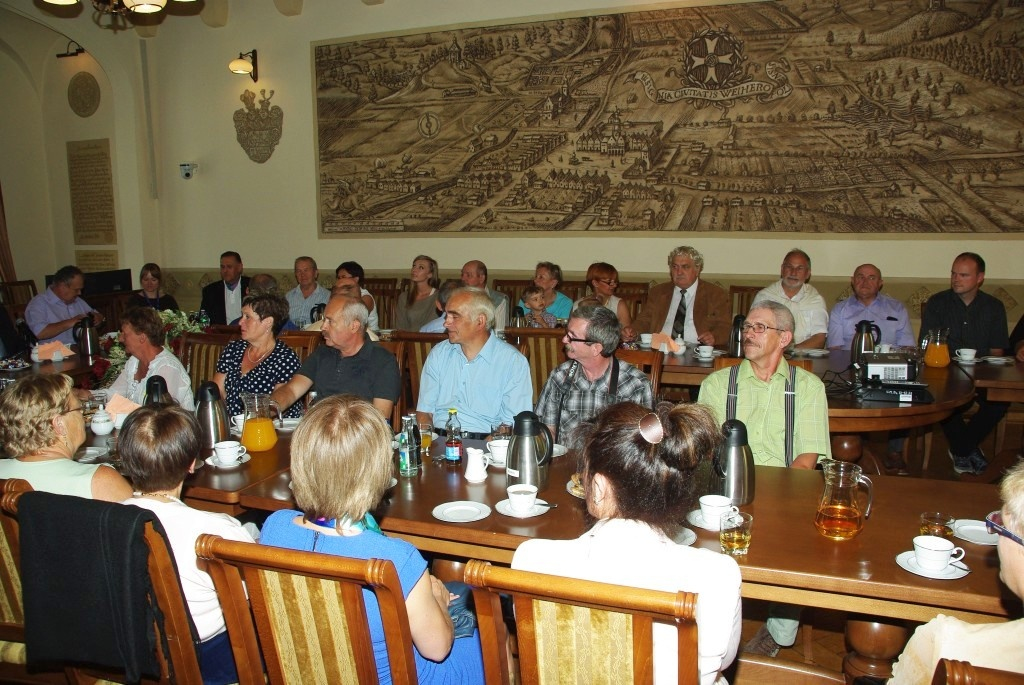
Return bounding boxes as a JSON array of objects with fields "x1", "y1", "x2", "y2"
[
  {"x1": 195, "y1": 381, "x2": 230, "y2": 450},
  {"x1": 506, "y1": 410, "x2": 553, "y2": 491},
  {"x1": 714, "y1": 419, "x2": 755, "y2": 505},
  {"x1": 72, "y1": 316, "x2": 100, "y2": 358},
  {"x1": 851, "y1": 320, "x2": 881, "y2": 366}
]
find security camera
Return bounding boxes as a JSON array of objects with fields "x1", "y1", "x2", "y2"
[{"x1": 179, "y1": 162, "x2": 198, "y2": 180}]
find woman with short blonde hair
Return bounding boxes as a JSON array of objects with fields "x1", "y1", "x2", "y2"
[{"x1": 0, "y1": 374, "x2": 132, "y2": 502}]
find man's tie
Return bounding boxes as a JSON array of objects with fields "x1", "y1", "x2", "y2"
[{"x1": 671, "y1": 288, "x2": 687, "y2": 339}]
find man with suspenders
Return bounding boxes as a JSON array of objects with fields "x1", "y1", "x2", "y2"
[{"x1": 698, "y1": 300, "x2": 831, "y2": 656}]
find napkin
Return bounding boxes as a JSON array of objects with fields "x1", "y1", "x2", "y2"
[
  {"x1": 105, "y1": 393, "x2": 141, "y2": 422},
  {"x1": 650, "y1": 333, "x2": 682, "y2": 354},
  {"x1": 36, "y1": 341, "x2": 75, "y2": 360}
]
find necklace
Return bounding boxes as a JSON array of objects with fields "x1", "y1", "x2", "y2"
[
  {"x1": 132, "y1": 492, "x2": 182, "y2": 504},
  {"x1": 246, "y1": 341, "x2": 273, "y2": 364}
]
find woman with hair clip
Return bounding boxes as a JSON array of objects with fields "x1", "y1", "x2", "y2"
[{"x1": 513, "y1": 401, "x2": 742, "y2": 685}]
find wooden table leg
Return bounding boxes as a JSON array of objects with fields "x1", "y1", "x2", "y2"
[{"x1": 843, "y1": 617, "x2": 910, "y2": 683}]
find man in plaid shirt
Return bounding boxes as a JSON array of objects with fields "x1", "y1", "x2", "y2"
[{"x1": 536, "y1": 305, "x2": 653, "y2": 448}]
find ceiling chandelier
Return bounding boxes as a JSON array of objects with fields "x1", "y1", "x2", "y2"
[{"x1": 42, "y1": 0, "x2": 196, "y2": 31}]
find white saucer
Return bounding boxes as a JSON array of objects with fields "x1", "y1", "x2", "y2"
[
  {"x1": 953, "y1": 519, "x2": 998, "y2": 546},
  {"x1": 686, "y1": 510, "x2": 720, "y2": 532},
  {"x1": 566, "y1": 479, "x2": 584, "y2": 499},
  {"x1": 671, "y1": 527, "x2": 697, "y2": 546},
  {"x1": 431, "y1": 500, "x2": 490, "y2": 523},
  {"x1": 956, "y1": 358, "x2": 978, "y2": 365},
  {"x1": 552, "y1": 444, "x2": 567, "y2": 458},
  {"x1": 712, "y1": 349, "x2": 726, "y2": 357},
  {"x1": 895, "y1": 551, "x2": 969, "y2": 580},
  {"x1": 695, "y1": 355, "x2": 715, "y2": 362},
  {"x1": 276, "y1": 418, "x2": 301, "y2": 432},
  {"x1": 206, "y1": 454, "x2": 251, "y2": 468},
  {"x1": 76, "y1": 446, "x2": 109, "y2": 463},
  {"x1": 807, "y1": 349, "x2": 830, "y2": 358},
  {"x1": 495, "y1": 499, "x2": 549, "y2": 519},
  {"x1": 982, "y1": 356, "x2": 1014, "y2": 365}
]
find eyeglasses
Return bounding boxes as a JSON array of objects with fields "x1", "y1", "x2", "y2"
[
  {"x1": 563, "y1": 330, "x2": 594, "y2": 345},
  {"x1": 598, "y1": 279, "x2": 618, "y2": 287},
  {"x1": 986, "y1": 510, "x2": 1023, "y2": 546},
  {"x1": 61, "y1": 406, "x2": 84, "y2": 416},
  {"x1": 741, "y1": 322, "x2": 785, "y2": 335}
]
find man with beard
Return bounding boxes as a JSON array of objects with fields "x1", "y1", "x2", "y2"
[{"x1": 697, "y1": 300, "x2": 831, "y2": 658}]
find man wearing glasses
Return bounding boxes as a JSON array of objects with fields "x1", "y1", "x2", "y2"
[
  {"x1": 628, "y1": 246, "x2": 730, "y2": 346},
  {"x1": 752, "y1": 248, "x2": 828, "y2": 349},
  {"x1": 889, "y1": 461, "x2": 1024, "y2": 682},
  {"x1": 698, "y1": 301, "x2": 831, "y2": 657},
  {"x1": 536, "y1": 305, "x2": 653, "y2": 447}
]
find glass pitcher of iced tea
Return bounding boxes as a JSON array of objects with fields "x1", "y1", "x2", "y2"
[
  {"x1": 922, "y1": 329, "x2": 951, "y2": 368},
  {"x1": 240, "y1": 392, "x2": 281, "y2": 452},
  {"x1": 815, "y1": 460, "x2": 873, "y2": 540}
]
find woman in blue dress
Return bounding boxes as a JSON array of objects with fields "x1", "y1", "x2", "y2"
[{"x1": 260, "y1": 395, "x2": 484, "y2": 684}]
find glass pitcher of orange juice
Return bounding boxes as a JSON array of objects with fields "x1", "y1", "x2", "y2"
[
  {"x1": 240, "y1": 392, "x2": 281, "y2": 451},
  {"x1": 922, "y1": 329, "x2": 951, "y2": 368},
  {"x1": 815, "y1": 460, "x2": 873, "y2": 540}
]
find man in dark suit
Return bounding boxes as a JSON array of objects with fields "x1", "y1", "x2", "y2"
[
  {"x1": 199, "y1": 251, "x2": 250, "y2": 325},
  {"x1": 630, "y1": 246, "x2": 730, "y2": 346}
]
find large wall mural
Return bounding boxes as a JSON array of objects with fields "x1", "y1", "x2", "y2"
[{"x1": 314, "y1": 0, "x2": 1024, "y2": 235}]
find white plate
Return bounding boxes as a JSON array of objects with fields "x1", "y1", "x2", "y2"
[
  {"x1": 431, "y1": 501, "x2": 490, "y2": 523},
  {"x1": 552, "y1": 444, "x2": 567, "y2": 458},
  {"x1": 953, "y1": 519, "x2": 998, "y2": 546},
  {"x1": 495, "y1": 499, "x2": 550, "y2": 519},
  {"x1": 76, "y1": 446, "x2": 109, "y2": 463},
  {"x1": 565, "y1": 479, "x2": 584, "y2": 499},
  {"x1": 206, "y1": 454, "x2": 251, "y2": 468},
  {"x1": 895, "y1": 551, "x2": 969, "y2": 580},
  {"x1": 686, "y1": 510, "x2": 721, "y2": 532},
  {"x1": 982, "y1": 356, "x2": 1014, "y2": 365},
  {"x1": 0, "y1": 358, "x2": 30, "y2": 371},
  {"x1": 806, "y1": 349, "x2": 830, "y2": 358},
  {"x1": 956, "y1": 358, "x2": 978, "y2": 365},
  {"x1": 276, "y1": 418, "x2": 301, "y2": 432},
  {"x1": 671, "y1": 527, "x2": 697, "y2": 546}
]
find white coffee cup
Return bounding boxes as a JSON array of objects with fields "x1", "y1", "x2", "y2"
[
  {"x1": 639, "y1": 333, "x2": 653, "y2": 346},
  {"x1": 231, "y1": 414, "x2": 245, "y2": 432},
  {"x1": 697, "y1": 345, "x2": 715, "y2": 359},
  {"x1": 699, "y1": 494, "x2": 738, "y2": 530},
  {"x1": 464, "y1": 448, "x2": 488, "y2": 482},
  {"x1": 956, "y1": 348, "x2": 977, "y2": 361},
  {"x1": 913, "y1": 535, "x2": 966, "y2": 571},
  {"x1": 507, "y1": 484, "x2": 538, "y2": 513},
  {"x1": 487, "y1": 439, "x2": 509, "y2": 466},
  {"x1": 213, "y1": 440, "x2": 247, "y2": 465}
]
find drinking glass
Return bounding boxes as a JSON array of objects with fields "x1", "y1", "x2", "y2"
[
  {"x1": 919, "y1": 512, "x2": 955, "y2": 539},
  {"x1": 720, "y1": 512, "x2": 754, "y2": 555}
]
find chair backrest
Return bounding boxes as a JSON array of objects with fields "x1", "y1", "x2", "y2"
[
  {"x1": 195, "y1": 534, "x2": 417, "y2": 685},
  {"x1": 713, "y1": 356, "x2": 812, "y2": 372},
  {"x1": 0, "y1": 479, "x2": 31, "y2": 646},
  {"x1": 277, "y1": 331, "x2": 322, "y2": 364},
  {"x1": 0, "y1": 281, "x2": 37, "y2": 308},
  {"x1": 392, "y1": 332, "x2": 447, "y2": 416},
  {"x1": 617, "y1": 291, "x2": 648, "y2": 322},
  {"x1": 366, "y1": 279, "x2": 403, "y2": 330},
  {"x1": 178, "y1": 331, "x2": 239, "y2": 389},
  {"x1": 560, "y1": 280, "x2": 590, "y2": 303},
  {"x1": 932, "y1": 658, "x2": 1024, "y2": 685},
  {"x1": 504, "y1": 328, "x2": 567, "y2": 402},
  {"x1": 376, "y1": 339, "x2": 407, "y2": 426},
  {"x1": 729, "y1": 286, "x2": 762, "y2": 319},
  {"x1": 492, "y1": 279, "x2": 535, "y2": 310},
  {"x1": 616, "y1": 348, "x2": 665, "y2": 401},
  {"x1": 464, "y1": 559, "x2": 699, "y2": 685},
  {"x1": 0, "y1": 486, "x2": 202, "y2": 684}
]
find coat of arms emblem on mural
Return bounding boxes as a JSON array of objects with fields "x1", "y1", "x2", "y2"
[
  {"x1": 233, "y1": 89, "x2": 284, "y2": 163},
  {"x1": 634, "y1": 26, "x2": 792, "y2": 117}
]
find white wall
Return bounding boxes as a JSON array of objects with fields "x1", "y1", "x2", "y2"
[{"x1": 0, "y1": 0, "x2": 1020, "y2": 289}]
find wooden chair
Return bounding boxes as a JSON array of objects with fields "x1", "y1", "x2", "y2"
[
  {"x1": 206, "y1": 324, "x2": 242, "y2": 336},
  {"x1": 178, "y1": 331, "x2": 239, "y2": 389},
  {"x1": 278, "y1": 330, "x2": 321, "y2": 363},
  {"x1": 505, "y1": 328, "x2": 567, "y2": 402},
  {"x1": 560, "y1": 280, "x2": 590, "y2": 302},
  {"x1": 195, "y1": 534, "x2": 417, "y2": 685},
  {"x1": 730, "y1": 654, "x2": 844, "y2": 684},
  {"x1": 729, "y1": 285, "x2": 762, "y2": 319},
  {"x1": 366, "y1": 279, "x2": 402, "y2": 330},
  {"x1": 392, "y1": 331, "x2": 447, "y2": 418},
  {"x1": 377, "y1": 339, "x2": 407, "y2": 426},
  {"x1": 931, "y1": 658, "x2": 1023, "y2": 684},
  {"x1": 0, "y1": 484, "x2": 202, "y2": 685},
  {"x1": 617, "y1": 348, "x2": 665, "y2": 400},
  {"x1": 464, "y1": 559, "x2": 700, "y2": 685},
  {"x1": 618, "y1": 291, "x2": 648, "y2": 322},
  {"x1": 492, "y1": 279, "x2": 535, "y2": 310},
  {"x1": 0, "y1": 280, "x2": 37, "y2": 308}
]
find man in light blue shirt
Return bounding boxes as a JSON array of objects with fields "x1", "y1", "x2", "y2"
[
  {"x1": 827, "y1": 264, "x2": 915, "y2": 349},
  {"x1": 25, "y1": 265, "x2": 103, "y2": 346},
  {"x1": 420, "y1": 280, "x2": 459, "y2": 334},
  {"x1": 285, "y1": 256, "x2": 330, "y2": 327},
  {"x1": 416, "y1": 288, "x2": 532, "y2": 437}
]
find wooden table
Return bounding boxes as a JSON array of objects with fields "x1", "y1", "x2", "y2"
[
  {"x1": 181, "y1": 434, "x2": 293, "y2": 515},
  {"x1": 0, "y1": 353, "x2": 95, "y2": 383},
  {"x1": 960, "y1": 358, "x2": 1024, "y2": 404}
]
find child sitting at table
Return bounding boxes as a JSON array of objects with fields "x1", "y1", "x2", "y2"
[{"x1": 522, "y1": 285, "x2": 557, "y2": 328}]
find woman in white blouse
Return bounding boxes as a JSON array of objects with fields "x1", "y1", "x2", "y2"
[
  {"x1": 513, "y1": 401, "x2": 742, "y2": 685},
  {"x1": 106, "y1": 307, "x2": 194, "y2": 409}
]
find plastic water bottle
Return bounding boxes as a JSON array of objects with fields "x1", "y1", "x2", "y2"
[
  {"x1": 398, "y1": 416, "x2": 417, "y2": 476},
  {"x1": 444, "y1": 408, "x2": 463, "y2": 464}
]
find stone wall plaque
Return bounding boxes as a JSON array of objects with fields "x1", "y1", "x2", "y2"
[
  {"x1": 67, "y1": 139, "x2": 118, "y2": 245},
  {"x1": 233, "y1": 89, "x2": 284, "y2": 163},
  {"x1": 68, "y1": 72, "x2": 100, "y2": 118},
  {"x1": 75, "y1": 250, "x2": 119, "y2": 272}
]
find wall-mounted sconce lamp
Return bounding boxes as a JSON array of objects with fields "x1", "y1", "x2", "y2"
[
  {"x1": 229, "y1": 49, "x2": 258, "y2": 82},
  {"x1": 56, "y1": 40, "x2": 85, "y2": 58}
]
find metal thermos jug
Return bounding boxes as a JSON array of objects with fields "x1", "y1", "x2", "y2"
[
  {"x1": 72, "y1": 316, "x2": 100, "y2": 358},
  {"x1": 195, "y1": 381, "x2": 230, "y2": 450},
  {"x1": 145, "y1": 376, "x2": 171, "y2": 406},
  {"x1": 714, "y1": 419, "x2": 755, "y2": 505},
  {"x1": 506, "y1": 410, "x2": 553, "y2": 491},
  {"x1": 729, "y1": 315, "x2": 745, "y2": 358},
  {"x1": 851, "y1": 320, "x2": 881, "y2": 366}
]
